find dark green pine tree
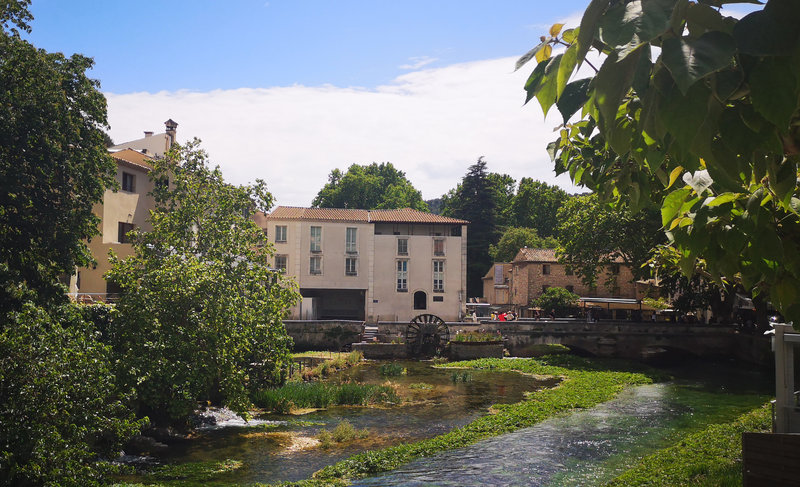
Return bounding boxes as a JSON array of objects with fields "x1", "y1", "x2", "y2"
[{"x1": 442, "y1": 157, "x2": 499, "y2": 297}]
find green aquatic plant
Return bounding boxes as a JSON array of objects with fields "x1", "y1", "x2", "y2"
[
  {"x1": 317, "y1": 420, "x2": 370, "y2": 449},
  {"x1": 408, "y1": 383, "x2": 434, "y2": 390},
  {"x1": 604, "y1": 405, "x2": 771, "y2": 487},
  {"x1": 450, "y1": 371, "x2": 473, "y2": 383},
  {"x1": 378, "y1": 362, "x2": 407, "y2": 377},
  {"x1": 252, "y1": 382, "x2": 398, "y2": 412},
  {"x1": 302, "y1": 356, "x2": 655, "y2": 483}
]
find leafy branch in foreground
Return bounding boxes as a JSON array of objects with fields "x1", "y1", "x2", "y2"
[{"x1": 519, "y1": 1, "x2": 800, "y2": 325}]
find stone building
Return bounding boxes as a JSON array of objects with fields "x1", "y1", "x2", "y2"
[
  {"x1": 259, "y1": 207, "x2": 468, "y2": 322},
  {"x1": 482, "y1": 247, "x2": 639, "y2": 317}
]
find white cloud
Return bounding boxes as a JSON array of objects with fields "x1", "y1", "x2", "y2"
[
  {"x1": 398, "y1": 56, "x2": 438, "y2": 70},
  {"x1": 105, "y1": 55, "x2": 582, "y2": 208}
]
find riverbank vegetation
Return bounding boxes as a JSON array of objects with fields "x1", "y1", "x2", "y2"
[
  {"x1": 251, "y1": 382, "x2": 398, "y2": 413},
  {"x1": 317, "y1": 420, "x2": 370, "y2": 449},
  {"x1": 604, "y1": 404, "x2": 772, "y2": 486},
  {"x1": 290, "y1": 351, "x2": 363, "y2": 381},
  {"x1": 298, "y1": 355, "x2": 657, "y2": 484}
]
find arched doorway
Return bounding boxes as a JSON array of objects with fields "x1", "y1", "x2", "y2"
[{"x1": 413, "y1": 291, "x2": 427, "y2": 310}]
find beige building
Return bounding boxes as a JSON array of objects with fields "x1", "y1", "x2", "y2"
[
  {"x1": 70, "y1": 121, "x2": 177, "y2": 300},
  {"x1": 260, "y1": 207, "x2": 468, "y2": 322}
]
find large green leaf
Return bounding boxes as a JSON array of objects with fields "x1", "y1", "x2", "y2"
[
  {"x1": 661, "y1": 31, "x2": 736, "y2": 94},
  {"x1": 577, "y1": 0, "x2": 611, "y2": 65},
  {"x1": 536, "y1": 54, "x2": 563, "y2": 116},
  {"x1": 748, "y1": 56, "x2": 799, "y2": 130},
  {"x1": 556, "y1": 78, "x2": 592, "y2": 123},
  {"x1": 523, "y1": 59, "x2": 549, "y2": 105},
  {"x1": 685, "y1": 2, "x2": 734, "y2": 37},
  {"x1": 768, "y1": 157, "x2": 797, "y2": 204},
  {"x1": 557, "y1": 43, "x2": 578, "y2": 99},
  {"x1": 594, "y1": 49, "x2": 642, "y2": 130},
  {"x1": 659, "y1": 82, "x2": 711, "y2": 158},
  {"x1": 599, "y1": 0, "x2": 677, "y2": 58},
  {"x1": 662, "y1": 187, "x2": 692, "y2": 226},
  {"x1": 733, "y1": 1, "x2": 800, "y2": 56}
]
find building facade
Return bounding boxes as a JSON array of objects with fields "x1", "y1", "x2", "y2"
[
  {"x1": 260, "y1": 207, "x2": 468, "y2": 322},
  {"x1": 482, "y1": 248, "x2": 639, "y2": 317},
  {"x1": 70, "y1": 120, "x2": 177, "y2": 300}
]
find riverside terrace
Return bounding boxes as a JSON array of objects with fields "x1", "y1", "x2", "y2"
[{"x1": 284, "y1": 319, "x2": 772, "y2": 365}]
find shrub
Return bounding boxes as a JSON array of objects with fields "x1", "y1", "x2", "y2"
[
  {"x1": 0, "y1": 304, "x2": 143, "y2": 486},
  {"x1": 252, "y1": 382, "x2": 398, "y2": 412},
  {"x1": 378, "y1": 363, "x2": 407, "y2": 377},
  {"x1": 317, "y1": 420, "x2": 369, "y2": 448},
  {"x1": 533, "y1": 287, "x2": 580, "y2": 317},
  {"x1": 451, "y1": 331, "x2": 501, "y2": 342}
]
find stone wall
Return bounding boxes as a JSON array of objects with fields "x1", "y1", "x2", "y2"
[{"x1": 284, "y1": 320, "x2": 364, "y2": 351}]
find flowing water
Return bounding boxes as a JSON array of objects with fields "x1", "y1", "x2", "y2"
[
  {"x1": 125, "y1": 359, "x2": 771, "y2": 486},
  {"x1": 354, "y1": 360, "x2": 771, "y2": 487}
]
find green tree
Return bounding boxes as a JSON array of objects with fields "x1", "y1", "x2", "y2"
[
  {"x1": 519, "y1": 1, "x2": 800, "y2": 323},
  {"x1": 0, "y1": 0, "x2": 115, "y2": 313},
  {"x1": 533, "y1": 287, "x2": 580, "y2": 317},
  {"x1": 556, "y1": 194, "x2": 664, "y2": 287},
  {"x1": 442, "y1": 157, "x2": 500, "y2": 296},
  {"x1": 0, "y1": 304, "x2": 143, "y2": 487},
  {"x1": 107, "y1": 141, "x2": 299, "y2": 425},
  {"x1": 487, "y1": 172, "x2": 517, "y2": 227},
  {"x1": 312, "y1": 162, "x2": 428, "y2": 210},
  {"x1": 511, "y1": 178, "x2": 569, "y2": 238},
  {"x1": 489, "y1": 227, "x2": 558, "y2": 262},
  {"x1": 0, "y1": 4, "x2": 141, "y2": 485}
]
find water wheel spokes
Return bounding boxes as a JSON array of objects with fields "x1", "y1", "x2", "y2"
[{"x1": 407, "y1": 314, "x2": 449, "y2": 357}]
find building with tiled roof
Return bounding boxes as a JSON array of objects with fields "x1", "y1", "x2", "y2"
[
  {"x1": 260, "y1": 206, "x2": 469, "y2": 321},
  {"x1": 482, "y1": 247, "x2": 639, "y2": 319},
  {"x1": 69, "y1": 123, "x2": 175, "y2": 301}
]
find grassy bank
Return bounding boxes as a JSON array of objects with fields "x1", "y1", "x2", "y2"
[
  {"x1": 281, "y1": 355, "x2": 657, "y2": 485},
  {"x1": 252, "y1": 382, "x2": 398, "y2": 413},
  {"x1": 603, "y1": 404, "x2": 772, "y2": 486}
]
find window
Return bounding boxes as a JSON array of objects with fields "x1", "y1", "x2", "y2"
[
  {"x1": 566, "y1": 285, "x2": 574, "y2": 293},
  {"x1": 433, "y1": 238, "x2": 445, "y2": 256},
  {"x1": 275, "y1": 255, "x2": 287, "y2": 272},
  {"x1": 346, "y1": 227, "x2": 357, "y2": 253},
  {"x1": 397, "y1": 238, "x2": 408, "y2": 255},
  {"x1": 433, "y1": 260, "x2": 444, "y2": 292},
  {"x1": 413, "y1": 290, "x2": 427, "y2": 309},
  {"x1": 345, "y1": 257, "x2": 357, "y2": 276},
  {"x1": 117, "y1": 222, "x2": 135, "y2": 243},
  {"x1": 542, "y1": 264, "x2": 551, "y2": 275},
  {"x1": 433, "y1": 296, "x2": 444, "y2": 302},
  {"x1": 121, "y1": 172, "x2": 135, "y2": 192},
  {"x1": 310, "y1": 226, "x2": 321, "y2": 252},
  {"x1": 275, "y1": 225, "x2": 287, "y2": 243},
  {"x1": 611, "y1": 264, "x2": 620, "y2": 275},
  {"x1": 396, "y1": 260, "x2": 408, "y2": 292},
  {"x1": 310, "y1": 256, "x2": 322, "y2": 275}
]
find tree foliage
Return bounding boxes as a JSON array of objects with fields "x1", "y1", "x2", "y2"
[
  {"x1": 489, "y1": 227, "x2": 558, "y2": 263},
  {"x1": 107, "y1": 141, "x2": 299, "y2": 424},
  {"x1": 312, "y1": 162, "x2": 428, "y2": 210},
  {"x1": 511, "y1": 178, "x2": 570, "y2": 238},
  {"x1": 0, "y1": 304, "x2": 143, "y2": 487},
  {"x1": 556, "y1": 194, "x2": 664, "y2": 286},
  {"x1": 441, "y1": 157, "x2": 500, "y2": 296},
  {"x1": 519, "y1": 1, "x2": 800, "y2": 324},
  {"x1": 0, "y1": 3, "x2": 115, "y2": 313},
  {"x1": 533, "y1": 286, "x2": 580, "y2": 317}
]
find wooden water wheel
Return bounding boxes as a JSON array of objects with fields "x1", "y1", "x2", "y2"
[{"x1": 406, "y1": 314, "x2": 449, "y2": 357}]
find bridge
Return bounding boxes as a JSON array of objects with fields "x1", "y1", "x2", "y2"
[{"x1": 491, "y1": 320, "x2": 770, "y2": 363}]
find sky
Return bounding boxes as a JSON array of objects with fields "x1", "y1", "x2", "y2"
[{"x1": 24, "y1": 1, "x2": 757, "y2": 207}]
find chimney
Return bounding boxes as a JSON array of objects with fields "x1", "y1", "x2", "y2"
[
  {"x1": 164, "y1": 119, "x2": 178, "y2": 148},
  {"x1": 144, "y1": 131, "x2": 153, "y2": 137}
]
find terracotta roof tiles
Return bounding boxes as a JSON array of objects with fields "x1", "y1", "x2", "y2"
[{"x1": 267, "y1": 206, "x2": 468, "y2": 224}]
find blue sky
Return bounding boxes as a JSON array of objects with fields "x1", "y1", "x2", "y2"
[
  {"x1": 27, "y1": 1, "x2": 584, "y2": 93},
  {"x1": 23, "y1": 1, "x2": 758, "y2": 207}
]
